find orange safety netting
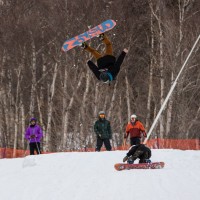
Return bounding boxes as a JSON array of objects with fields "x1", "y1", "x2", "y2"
[
  {"x1": 0, "y1": 139, "x2": 199, "y2": 159},
  {"x1": 145, "y1": 138, "x2": 200, "y2": 150}
]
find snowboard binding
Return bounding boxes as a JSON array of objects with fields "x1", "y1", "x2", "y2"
[
  {"x1": 80, "y1": 42, "x2": 88, "y2": 49},
  {"x1": 98, "y1": 33, "x2": 105, "y2": 41}
]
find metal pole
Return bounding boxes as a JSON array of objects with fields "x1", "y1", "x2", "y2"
[
  {"x1": 144, "y1": 34, "x2": 200, "y2": 144},
  {"x1": 35, "y1": 138, "x2": 41, "y2": 155}
]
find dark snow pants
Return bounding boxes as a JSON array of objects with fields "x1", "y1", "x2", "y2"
[
  {"x1": 29, "y1": 142, "x2": 41, "y2": 155},
  {"x1": 130, "y1": 137, "x2": 141, "y2": 146},
  {"x1": 95, "y1": 138, "x2": 112, "y2": 151}
]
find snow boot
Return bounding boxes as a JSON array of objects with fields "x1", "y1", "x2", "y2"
[
  {"x1": 98, "y1": 33, "x2": 105, "y2": 41},
  {"x1": 80, "y1": 42, "x2": 88, "y2": 49},
  {"x1": 145, "y1": 159, "x2": 152, "y2": 163},
  {"x1": 127, "y1": 157, "x2": 134, "y2": 164}
]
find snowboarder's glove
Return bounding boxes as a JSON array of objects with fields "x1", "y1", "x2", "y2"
[
  {"x1": 123, "y1": 48, "x2": 129, "y2": 53},
  {"x1": 30, "y1": 135, "x2": 36, "y2": 139},
  {"x1": 140, "y1": 131, "x2": 147, "y2": 137},
  {"x1": 123, "y1": 156, "x2": 128, "y2": 162}
]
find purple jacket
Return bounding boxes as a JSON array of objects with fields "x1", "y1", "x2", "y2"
[{"x1": 25, "y1": 125, "x2": 43, "y2": 143}]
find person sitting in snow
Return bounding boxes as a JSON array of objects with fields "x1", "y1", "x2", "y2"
[
  {"x1": 25, "y1": 117, "x2": 43, "y2": 155},
  {"x1": 123, "y1": 144, "x2": 151, "y2": 164},
  {"x1": 81, "y1": 33, "x2": 128, "y2": 84}
]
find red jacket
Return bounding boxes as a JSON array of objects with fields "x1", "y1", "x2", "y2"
[{"x1": 125, "y1": 120, "x2": 146, "y2": 138}]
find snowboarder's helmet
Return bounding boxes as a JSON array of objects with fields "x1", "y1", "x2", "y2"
[
  {"x1": 30, "y1": 117, "x2": 37, "y2": 122},
  {"x1": 131, "y1": 114, "x2": 137, "y2": 119},
  {"x1": 100, "y1": 72, "x2": 109, "y2": 83}
]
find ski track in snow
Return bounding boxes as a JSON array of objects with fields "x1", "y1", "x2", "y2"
[{"x1": 0, "y1": 149, "x2": 200, "y2": 200}]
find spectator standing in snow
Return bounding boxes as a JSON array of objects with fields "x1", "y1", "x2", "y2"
[
  {"x1": 123, "y1": 144, "x2": 151, "y2": 164},
  {"x1": 94, "y1": 111, "x2": 112, "y2": 151},
  {"x1": 124, "y1": 114, "x2": 147, "y2": 146},
  {"x1": 25, "y1": 118, "x2": 43, "y2": 155}
]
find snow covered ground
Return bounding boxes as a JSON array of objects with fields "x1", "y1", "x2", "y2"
[{"x1": 0, "y1": 149, "x2": 200, "y2": 200}]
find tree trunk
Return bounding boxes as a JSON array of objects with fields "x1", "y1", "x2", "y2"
[
  {"x1": 45, "y1": 62, "x2": 59, "y2": 151},
  {"x1": 146, "y1": 10, "x2": 154, "y2": 132},
  {"x1": 93, "y1": 82, "x2": 99, "y2": 118},
  {"x1": 107, "y1": 80, "x2": 118, "y2": 119},
  {"x1": 13, "y1": 63, "x2": 22, "y2": 157},
  {"x1": 29, "y1": 34, "x2": 37, "y2": 117},
  {"x1": 80, "y1": 68, "x2": 91, "y2": 144},
  {"x1": 20, "y1": 93, "x2": 25, "y2": 149},
  {"x1": 62, "y1": 73, "x2": 84, "y2": 149},
  {"x1": 166, "y1": 72, "x2": 174, "y2": 136},
  {"x1": 125, "y1": 70, "x2": 131, "y2": 120}
]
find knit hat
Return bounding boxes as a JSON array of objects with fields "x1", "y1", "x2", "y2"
[
  {"x1": 30, "y1": 117, "x2": 37, "y2": 122},
  {"x1": 99, "y1": 111, "x2": 105, "y2": 115}
]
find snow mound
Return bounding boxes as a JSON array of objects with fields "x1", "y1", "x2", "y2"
[{"x1": 0, "y1": 149, "x2": 200, "y2": 200}]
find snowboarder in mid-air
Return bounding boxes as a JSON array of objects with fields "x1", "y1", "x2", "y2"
[
  {"x1": 81, "y1": 33, "x2": 128, "y2": 84},
  {"x1": 123, "y1": 144, "x2": 151, "y2": 164}
]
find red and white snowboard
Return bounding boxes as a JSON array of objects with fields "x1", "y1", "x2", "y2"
[{"x1": 114, "y1": 162, "x2": 165, "y2": 171}]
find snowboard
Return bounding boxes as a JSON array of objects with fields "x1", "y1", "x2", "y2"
[
  {"x1": 61, "y1": 19, "x2": 116, "y2": 52},
  {"x1": 114, "y1": 162, "x2": 165, "y2": 171}
]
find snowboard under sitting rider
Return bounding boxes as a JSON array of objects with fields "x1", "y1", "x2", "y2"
[
  {"x1": 123, "y1": 144, "x2": 151, "y2": 164},
  {"x1": 81, "y1": 33, "x2": 128, "y2": 84}
]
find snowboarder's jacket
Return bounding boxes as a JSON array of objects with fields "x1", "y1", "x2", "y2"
[
  {"x1": 127, "y1": 144, "x2": 151, "y2": 162},
  {"x1": 25, "y1": 125, "x2": 43, "y2": 143},
  {"x1": 94, "y1": 118, "x2": 112, "y2": 139},
  {"x1": 87, "y1": 51, "x2": 127, "y2": 80},
  {"x1": 125, "y1": 120, "x2": 146, "y2": 138}
]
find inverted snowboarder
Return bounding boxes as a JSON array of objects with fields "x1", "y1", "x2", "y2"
[{"x1": 81, "y1": 33, "x2": 128, "y2": 84}]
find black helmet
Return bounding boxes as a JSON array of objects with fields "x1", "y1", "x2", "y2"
[{"x1": 100, "y1": 72, "x2": 109, "y2": 83}]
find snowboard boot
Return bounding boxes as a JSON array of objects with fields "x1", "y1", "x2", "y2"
[
  {"x1": 80, "y1": 42, "x2": 88, "y2": 49},
  {"x1": 127, "y1": 156, "x2": 134, "y2": 164},
  {"x1": 139, "y1": 159, "x2": 151, "y2": 163},
  {"x1": 145, "y1": 159, "x2": 151, "y2": 163},
  {"x1": 98, "y1": 33, "x2": 105, "y2": 41}
]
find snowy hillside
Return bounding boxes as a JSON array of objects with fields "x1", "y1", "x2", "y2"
[{"x1": 0, "y1": 149, "x2": 200, "y2": 200}]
